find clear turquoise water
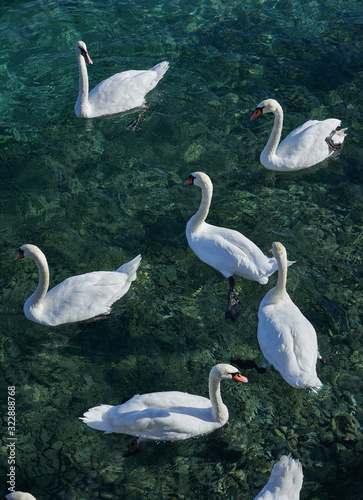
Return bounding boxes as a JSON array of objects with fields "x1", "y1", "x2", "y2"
[{"x1": 0, "y1": 0, "x2": 362, "y2": 498}]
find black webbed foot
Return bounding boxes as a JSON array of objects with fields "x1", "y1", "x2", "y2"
[
  {"x1": 319, "y1": 349, "x2": 341, "y2": 365},
  {"x1": 225, "y1": 290, "x2": 242, "y2": 321},
  {"x1": 325, "y1": 131, "x2": 342, "y2": 151},
  {"x1": 123, "y1": 439, "x2": 141, "y2": 458},
  {"x1": 225, "y1": 276, "x2": 242, "y2": 321},
  {"x1": 231, "y1": 358, "x2": 267, "y2": 374},
  {"x1": 126, "y1": 106, "x2": 150, "y2": 131}
]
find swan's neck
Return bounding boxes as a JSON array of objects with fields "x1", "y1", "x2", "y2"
[
  {"x1": 75, "y1": 54, "x2": 89, "y2": 115},
  {"x1": 209, "y1": 376, "x2": 228, "y2": 424},
  {"x1": 262, "y1": 103, "x2": 283, "y2": 159},
  {"x1": 28, "y1": 252, "x2": 50, "y2": 308},
  {"x1": 188, "y1": 179, "x2": 213, "y2": 232},
  {"x1": 269, "y1": 251, "x2": 288, "y2": 302}
]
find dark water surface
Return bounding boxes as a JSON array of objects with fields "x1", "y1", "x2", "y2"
[{"x1": 0, "y1": 0, "x2": 362, "y2": 498}]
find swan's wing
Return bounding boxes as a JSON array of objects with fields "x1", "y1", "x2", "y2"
[
  {"x1": 188, "y1": 223, "x2": 276, "y2": 282},
  {"x1": 39, "y1": 270, "x2": 135, "y2": 325},
  {"x1": 106, "y1": 391, "x2": 218, "y2": 441},
  {"x1": 277, "y1": 119, "x2": 342, "y2": 159},
  {"x1": 258, "y1": 298, "x2": 319, "y2": 385},
  {"x1": 121, "y1": 391, "x2": 211, "y2": 411},
  {"x1": 88, "y1": 64, "x2": 168, "y2": 114},
  {"x1": 254, "y1": 455, "x2": 303, "y2": 500}
]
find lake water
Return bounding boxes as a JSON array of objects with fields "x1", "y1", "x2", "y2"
[{"x1": 0, "y1": 0, "x2": 362, "y2": 499}]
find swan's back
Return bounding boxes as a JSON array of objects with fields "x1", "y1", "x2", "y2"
[
  {"x1": 81, "y1": 391, "x2": 220, "y2": 441},
  {"x1": 258, "y1": 289, "x2": 322, "y2": 388},
  {"x1": 276, "y1": 118, "x2": 344, "y2": 168},
  {"x1": 26, "y1": 254, "x2": 141, "y2": 326},
  {"x1": 187, "y1": 221, "x2": 279, "y2": 283},
  {"x1": 254, "y1": 455, "x2": 303, "y2": 500},
  {"x1": 88, "y1": 61, "x2": 169, "y2": 116}
]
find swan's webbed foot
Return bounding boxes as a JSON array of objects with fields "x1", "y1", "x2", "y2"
[
  {"x1": 325, "y1": 130, "x2": 342, "y2": 151},
  {"x1": 86, "y1": 313, "x2": 111, "y2": 327},
  {"x1": 231, "y1": 358, "x2": 267, "y2": 374},
  {"x1": 126, "y1": 106, "x2": 150, "y2": 131},
  {"x1": 123, "y1": 439, "x2": 142, "y2": 458},
  {"x1": 225, "y1": 277, "x2": 242, "y2": 321},
  {"x1": 319, "y1": 349, "x2": 341, "y2": 365}
]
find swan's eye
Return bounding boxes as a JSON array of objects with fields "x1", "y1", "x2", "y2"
[{"x1": 189, "y1": 174, "x2": 195, "y2": 182}]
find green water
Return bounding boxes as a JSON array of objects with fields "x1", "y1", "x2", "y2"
[{"x1": 0, "y1": 0, "x2": 362, "y2": 498}]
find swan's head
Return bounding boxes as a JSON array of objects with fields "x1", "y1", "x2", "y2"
[
  {"x1": 271, "y1": 241, "x2": 287, "y2": 259},
  {"x1": 210, "y1": 363, "x2": 248, "y2": 383},
  {"x1": 251, "y1": 99, "x2": 280, "y2": 119},
  {"x1": 184, "y1": 171, "x2": 212, "y2": 190},
  {"x1": 17, "y1": 244, "x2": 43, "y2": 261},
  {"x1": 6, "y1": 493, "x2": 38, "y2": 500},
  {"x1": 75, "y1": 41, "x2": 93, "y2": 65}
]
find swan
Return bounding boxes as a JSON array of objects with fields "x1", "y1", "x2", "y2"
[
  {"x1": 6, "y1": 494, "x2": 37, "y2": 500},
  {"x1": 184, "y1": 172, "x2": 294, "y2": 320},
  {"x1": 74, "y1": 40, "x2": 169, "y2": 118},
  {"x1": 80, "y1": 363, "x2": 248, "y2": 441},
  {"x1": 257, "y1": 242, "x2": 322, "y2": 389},
  {"x1": 17, "y1": 244, "x2": 141, "y2": 327},
  {"x1": 251, "y1": 98, "x2": 347, "y2": 171},
  {"x1": 254, "y1": 455, "x2": 303, "y2": 500}
]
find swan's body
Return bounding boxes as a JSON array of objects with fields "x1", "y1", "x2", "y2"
[
  {"x1": 184, "y1": 171, "x2": 294, "y2": 283},
  {"x1": 254, "y1": 455, "x2": 303, "y2": 500},
  {"x1": 81, "y1": 363, "x2": 247, "y2": 441},
  {"x1": 17, "y1": 244, "x2": 141, "y2": 327},
  {"x1": 184, "y1": 172, "x2": 294, "y2": 320},
  {"x1": 251, "y1": 98, "x2": 347, "y2": 171},
  {"x1": 74, "y1": 41, "x2": 169, "y2": 118},
  {"x1": 6, "y1": 494, "x2": 37, "y2": 500},
  {"x1": 257, "y1": 242, "x2": 322, "y2": 389}
]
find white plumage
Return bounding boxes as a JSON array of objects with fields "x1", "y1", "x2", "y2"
[
  {"x1": 254, "y1": 455, "x2": 303, "y2": 500},
  {"x1": 17, "y1": 244, "x2": 141, "y2": 326},
  {"x1": 6, "y1": 493, "x2": 37, "y2": 500},
  {"x1": 257, "y1": 242, "x2": 322, "y2": 389},
  {"x1": 251, "y1": 98, "x2": 347, "y2": 171},
  {"x1": 184, "y1": 172, "x2": 293, "y2": 284},
  {"x1": 74, "y1": 41, "x2": 169, "y2": 118},
  {"x1": 80, "y1": 363, "x2": 247, "y2": 441}
]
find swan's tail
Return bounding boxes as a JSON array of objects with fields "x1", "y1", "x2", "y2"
[
  {"x1": 336, "y1": 127, "x2": 348, "y2": 139},
  {"x1": 254, "y1": 455, "x2": 303, "y2": 499},
  {"x1": 269, "y1": 454, "x2": 303, "y2": 489},
  {"x1": 116, "y1": 254, "x2": 142, "y2": 281},
  {"x1": 149, "y1": 61, "x2": 170, "y2": 79},
  {"x1": 259, "y1": 258, "x2": 296, "y2": 284},
  {"x1": 80, "y1": 404, "x2": 114, "y2": 433}
]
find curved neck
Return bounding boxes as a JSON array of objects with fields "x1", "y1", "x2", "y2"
[
  {"x1": 262, "y1": 103, "x2": 283, "y2": 158},
  {"x1": 29, "y1": 252, "x2": 50, "y2": 307},
  {"x1": 188, "y1": 178, "x2": 213, "y2": 231},
  {"x1": 269, "y1": 250, "x2": 288, "y2": 302},
  {"x1": 209, "y1": 376, "x2": 228, "y2": 424},
  {"x1": 75, "y1": 54, "x2": 89, "y2": 114}
]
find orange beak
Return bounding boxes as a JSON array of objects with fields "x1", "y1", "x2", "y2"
[
  {"x1": 233, "y1": 373, "x2": 248, "y2": 383},
  {"x1": 184, "y1": 179, "x2": 193, "y2": 185},
  {"x1": 17, "y1": 250, "x2": 24, "y2": 260},
  {"x1": 251, "y1": 108, "x2": 263, "y2": 120}
]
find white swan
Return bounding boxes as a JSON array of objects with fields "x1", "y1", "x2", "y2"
[
  {"x1": 184, "y1": 172, "x2": 294, "y2": 320},
  {"x1": 74, "y1": 40, "x2": 169, "y2": 118},
  {"x1": 257, "y1": 242, "x2": 322, "y2": 389},
  {"x1": 6, "y1": 493, "x2": 37, "y2": 500},
  {"x1": 251, "y1": 98, "x2": 347, "y2": 171},
  {"x1": 17, "y1": 244, "x2": 141, "y2": 327},
  {"x1": 80, "y1": 363, "x2": 248, "y2": 441},
  {"x1": 254, "y1": 455, "x2": 303, "y2": 500}
]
